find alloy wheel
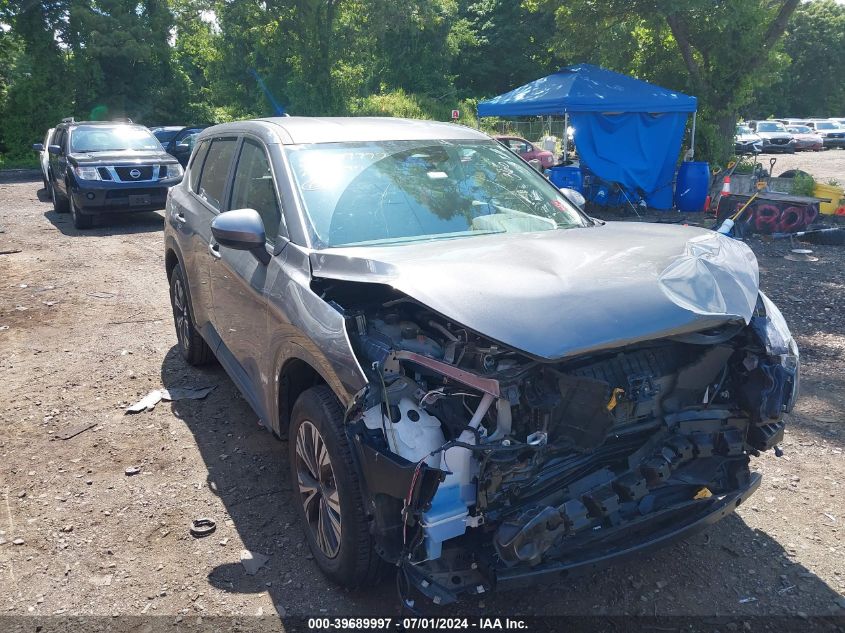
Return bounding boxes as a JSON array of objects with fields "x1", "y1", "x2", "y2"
[
  {"x1": 295, "y1": 420, "x2": 342, "y2": 558},
  {"x1": 172, "y1": 276, "x2": 191, "y2": 354}
]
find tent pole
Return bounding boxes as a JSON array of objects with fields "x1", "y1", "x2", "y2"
[
  {"x1": 563, "y1": 112, "x2": 569, "y2": 164},
  {"x1": 690, "y1": 112, "x2": 696, "y2": 160}
]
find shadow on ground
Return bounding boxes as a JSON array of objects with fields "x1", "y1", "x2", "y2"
[
  {"x1": 159, "y1": 345, "x2": 844, "y2": 620},
  {"x1": 30, "y1": 183, "x2": 165, "y2": 236}
]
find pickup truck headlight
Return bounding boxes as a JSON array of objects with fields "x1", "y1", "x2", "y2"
[
  {"x1": 753, "y1": 292, "x2": 800, "y2": 412},
  {"x1": 72, "y1": 165, "x2": 101, "y2": 180},
  {"x1": 163, "y1": 163, "x2": 184, "y2": 179}
]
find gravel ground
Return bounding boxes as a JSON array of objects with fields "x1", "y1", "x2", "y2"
[
  {"x1": 767, "y1": 149, "x2": 845, "y2": 183},
  {"x1": 0, "y1": 160, "x2": 843, "y2": 629}
]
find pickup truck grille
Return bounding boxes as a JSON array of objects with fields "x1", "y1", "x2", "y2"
[
  {"x1": 828, "y1": 132, "x2": 845, "y2": 139},
  {"x1": 115, "y1": 166, "x2": 155, "y2": 181}
]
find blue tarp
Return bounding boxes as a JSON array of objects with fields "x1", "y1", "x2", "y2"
[
  {"x1": 476, "y1": 64, "x2": 697, "y2": 116},
  {"x1": 477, "y1": 65, "x2": 697, "y2": 208}
]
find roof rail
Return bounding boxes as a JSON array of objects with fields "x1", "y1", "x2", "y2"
[{"x1": 61, "y1": 117, "x2": 75, "y2": 123}]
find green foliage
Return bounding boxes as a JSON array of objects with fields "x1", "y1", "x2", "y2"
[
  {"x1": 791, "y1": 172, "x2": 816, "y2": 197},
  {"x1": 731, "y1": 157, "x2": 757, "y2": 175},
  {"x1": 749, "y1": 0, "x2": 845, "y2": 118},
  {"x1": 352, "y1": 89, "x2": 477, "y2": 126},
  {"x1": 0, "y1": 0, "x2": 838, "y2": 171},
  {"x1": 527, "y1": 0, "x2": 801, "y2": 165}
]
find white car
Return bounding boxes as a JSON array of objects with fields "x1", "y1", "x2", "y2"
[
  {"x1": 31, "y1": 127, "x2": 56, "y2": 191},
  {"x1": 806, "y1": 120, "x2": 845, "y2": 149},
  {"x1": 735, "y1": 124, "x2": 763, "y2": 154}
]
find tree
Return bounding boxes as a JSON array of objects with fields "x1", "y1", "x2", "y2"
[
  {"x1": 452, "y1": 0, "x2": 560, "y2": 97},
  {"x1": 749, "y1": 0, "x2": 845, "y2": 118},
  {"x1": 0, "y1": 0, "x2": 72, "y2": 155},
  {"x1": 528, "y1": 0, "x2": 800, "y2": 164}
]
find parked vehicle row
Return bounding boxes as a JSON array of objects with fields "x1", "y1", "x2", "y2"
[{"x1": 735, "y1": 117, "x2": 845, "y2": 154}]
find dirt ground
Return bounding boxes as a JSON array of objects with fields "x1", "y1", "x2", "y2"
[{"x1": 0, "y1": 155, "x2": 843, "y2": 628}]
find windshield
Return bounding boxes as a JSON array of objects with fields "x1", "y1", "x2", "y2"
[
  {"x1": 788, "y1": 126, "x2": 811, "y2": 133},
  {"x1": 70, "y1": 125, "x2": 161, "y2": 153},
  {"x1": 814, "y1": 121, "x2": 837, "y2": 130},
  {"x1": 736, "y1": 126, "x2": 753, "y2": 135},
  {"x1": 287, "y1": 139, "x2": 586, "y2": 248},
  {"x1": 756, "y1": 122, "x2": 786, "y2": 133}
]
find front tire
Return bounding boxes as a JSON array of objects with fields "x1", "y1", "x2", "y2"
[
  {"x1": 69, "y1": 193, "x2": 93, "y2": 229},
  {"x1": 289, "y1": 386, "x2": 385, "y2": 588},
  {"x1": 51, "y1": 181, "x2": 69, "y2": 214}
]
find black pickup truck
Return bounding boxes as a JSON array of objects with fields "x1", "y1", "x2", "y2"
[{"x1": 47, "y1": 119, "x2": 184, "y2": 229}]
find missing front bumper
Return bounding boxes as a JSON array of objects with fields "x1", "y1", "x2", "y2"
[
  {"x1": 496, "y1": 471, "x2": 761, "y2": 591},
  {"x1": 405, "y1": 472, "x2": 761, "y2": 603}
]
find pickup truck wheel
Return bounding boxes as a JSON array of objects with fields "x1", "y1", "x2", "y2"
[
  {"x1": 169, "y1": 264, "x2": 214, "y2": 366},
  {"x1": 69, "y1": 194, "x2": 93, "y2": 229},
  {"x1": 51, "y1": 182, "x2": 69, "y2": 214},
  {"x1": 289, "y1": 386, "x2": 386, "y2": 588}
]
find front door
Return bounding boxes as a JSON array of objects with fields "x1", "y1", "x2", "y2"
[{"x1": 208, "y1": 136, "x2": 284, "y2": 420}]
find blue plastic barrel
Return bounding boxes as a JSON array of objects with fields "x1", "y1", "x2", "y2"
[
  {"x1": 674, "y1": 161, "x2": 710, "y2": 212},
  {"x1": 548, "y1": 166, "x2": 584, "y2": 193}
]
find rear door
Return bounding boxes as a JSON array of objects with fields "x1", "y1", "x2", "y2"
[
  {"x1": 50, "y1": 128, "x2": 69, "y2": 194},
  {"x1": 208, "y1": 136, "x2": 284, "y2": 420},
  {"x1": 168, "y1": 136, "x2": 238, "y2": 341}
]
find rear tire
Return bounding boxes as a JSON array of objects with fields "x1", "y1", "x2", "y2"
[
  {"x1": 169, "y1": 263, "x2": 215, "y2": 366},
  {"x1": 69, "y1": 194, "x2": 93, "y2": 229},
  {"x1": 289, "y1": 385, "x2": 386, "y2": 588}
]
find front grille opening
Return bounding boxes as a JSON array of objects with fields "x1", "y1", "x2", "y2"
[
  {"x1": 115, "y1": 166, "x2": 154, "y2": 181},
  {"x1": 97, "y1": 167, "x2": 113, "y2": 180}
]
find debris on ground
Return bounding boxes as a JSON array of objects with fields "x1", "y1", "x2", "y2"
[
  {"x1": 55, "y1": 421, "x2": 97, "y2": 440},
  {"x1": 89, "y1": 574, "x2": 113, "y2": 587},
  {"x1": 189, "y1": 518, "x2": 217, "y2": 538},
  {"x1": 124, "y1": 466, "x2": 141, "y2": 476},
  {"x1": 240, "y1": 550, "x2": 269, "y2": 575},
  {"x1": 125, "y1": 385, "x2": 216, "y2": 414}
]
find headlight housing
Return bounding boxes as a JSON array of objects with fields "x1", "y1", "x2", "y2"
[
  {"x1": 752, "y1": 292, "x2": 800, "y2": 413},
  {"x1": 72, "y1": 165, "x2": 101, "y2": 180},
  {"x1": 163, "y1": 163, "x2": 184, "y2": 178}
]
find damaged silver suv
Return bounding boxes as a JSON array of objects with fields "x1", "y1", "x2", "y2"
[{"x1": 164, "y1": 117, "x2": 799, "y2": 604}]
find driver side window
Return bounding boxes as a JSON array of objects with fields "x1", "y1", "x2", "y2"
[{"x1": 230, "y1": 138, "x2": 282, "y2": 243}]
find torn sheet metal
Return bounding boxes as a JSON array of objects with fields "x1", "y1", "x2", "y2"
[
  {"x1": 125, "y1": 385, "x2": 216, "y2": 414},
  {"x1": 309, "y1": 223, "x2": 760, "y2": 361}
]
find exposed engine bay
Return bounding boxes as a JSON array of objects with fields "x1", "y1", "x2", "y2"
[{"x1": 321, "y1": 281, "x2": 799, "y2": 604}]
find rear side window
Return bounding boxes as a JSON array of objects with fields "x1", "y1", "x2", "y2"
[
  {"x1": 230, "y1": 139, "x2": 282, "y2": 242},
  {"x1": 197, "y1": 138, "x2": 237, "y2": 210},
  {"x1": 53, "y1": 129, "x2": 66, "y2": 152},
  {"x1": 189, "y1": 140, "x2": 210, "y2": 192}
]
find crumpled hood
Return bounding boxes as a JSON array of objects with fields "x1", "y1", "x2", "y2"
[{"x1": 310, "y1": 223, "x2": 760, "y2": 361}]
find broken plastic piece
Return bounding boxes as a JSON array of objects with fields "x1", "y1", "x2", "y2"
[{"x1": 125, "y1": 385, "x2": 216, "y2": 413}]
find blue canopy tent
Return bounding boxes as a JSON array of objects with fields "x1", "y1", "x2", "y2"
[{"x1": 477, "y1": 64, "x2": 698, "y2": 209}]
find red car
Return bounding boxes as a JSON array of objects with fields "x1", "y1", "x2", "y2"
[
  {"x1": 494, "y1": 135, "x2": 555, "y2": 168},
  {"x1": 786, "y1": 126, "x2": 823, "y2": 152}
]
